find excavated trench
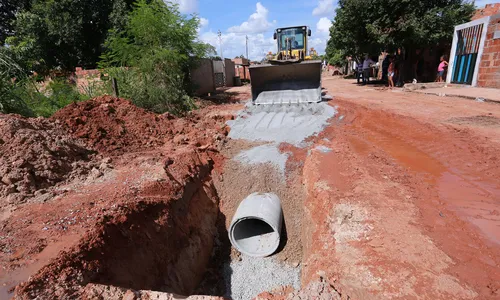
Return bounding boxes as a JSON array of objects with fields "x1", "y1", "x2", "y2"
[
  {"x1": 15, "y1": 102, "x2": 336, "y2": 299},
  {"x1": 14, "y1": 151, "x2": 306, "y2": 300}
]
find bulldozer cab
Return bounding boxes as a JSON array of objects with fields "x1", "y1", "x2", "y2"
[
  {"x1": 274, "y1": 27, "x2": 311, "y2": 50},
  {"x1": 273, "y1": 26, "x2": 312, "y2": 61}
]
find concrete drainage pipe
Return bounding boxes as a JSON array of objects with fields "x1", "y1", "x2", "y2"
[{"x1": 229, "y1": 193, "x2": 283, "y2": 257}]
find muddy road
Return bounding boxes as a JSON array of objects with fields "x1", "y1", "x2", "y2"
[
  {"x1": 298, "y1": 77, "x2": 500, "y2": 299},
  {"x1": 1, "y1": 78, "x2": 499, "y2": 299}
]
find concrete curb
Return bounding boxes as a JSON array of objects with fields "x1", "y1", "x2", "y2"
[{"x1": 406, "y1": 89, "x2": 500, "y2": 104}]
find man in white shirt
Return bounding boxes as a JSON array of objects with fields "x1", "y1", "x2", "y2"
[{"x1": 362, "y1": 55, "x2": 375, "y2": 84}]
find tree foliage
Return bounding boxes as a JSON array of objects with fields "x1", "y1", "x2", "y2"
[
  {"x1": 5, "y1": 0, "x2": 136, "y2": 73},
  {"x1": 99, "y1": 0, "x2": 215, "y2": 114},
  {"x1": 0, "y1": 0, "x2": 31, "y2": 45},
  {"x1": 327, "y1": 0, "x2": 475, "y2": 59},
  {"x1": 0, "y1": 51, "x2": 32, "y2": 115}
]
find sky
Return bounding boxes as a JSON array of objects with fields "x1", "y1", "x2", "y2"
[{"x1": 172, "y1": 0, "x2": 499, "y2": 61}]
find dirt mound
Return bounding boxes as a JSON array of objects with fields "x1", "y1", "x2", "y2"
[
  {"x1": 52, "y1": 96, "x2": 178, "y2": 155},
  {"x1": 52, "y1": 96, "x2": 234, "y2": 156},
  {"x1": 0, "y1": 114, "x2": 95, "y2": 203}
]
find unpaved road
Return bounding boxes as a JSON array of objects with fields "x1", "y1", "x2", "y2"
[
  {"x1": 296, "y1": 77, "x2": 500, "y2": 299},
  {"x1": 1, "y1": 77, "x2": 500, "y2": 299}
]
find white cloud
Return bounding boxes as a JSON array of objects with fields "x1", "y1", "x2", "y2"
[
  {"x1": 307, "y1": 17, "x2": 332, "y2": 55},
  {"x1": 316, "y1": 17, "x2": 332, "y2": 34},
  {"x1": 199, "y1": 17, "x2": 209, "y2": 28},
  {"x1": 312, "y1": 0, "x2": 336, "y2": 17},
  {"x1": 200, "y1": 30, "x2": 276, "y2": 61},
  {"x1": 227, "y1": 2, "x2": 277, "y2": 34},
  {"x1": 170, "y1": 0, "x2": 198, "y2": 14},
  {"x1": 197, "y1": 17, "x2": 209, "y2": 33},
  {"x1": 309, "y1": 37, "x2": 327, "y2": 54}
]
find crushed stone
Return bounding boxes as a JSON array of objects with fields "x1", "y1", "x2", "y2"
[
  {"x1": 224, "y1": 254, "x2": 300, "y2": 300},
  {"x1": 227, "y1": 103, "x2": 336, "y2": 146},
  {"x1": 234, "y1": 144, "x2": 289, "y2": 176}
]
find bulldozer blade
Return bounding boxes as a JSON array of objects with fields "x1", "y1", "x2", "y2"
[{"x1": 249, "y1": 60, "x2": 322, "y2": 105}]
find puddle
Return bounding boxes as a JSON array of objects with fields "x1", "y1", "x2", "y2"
[
  {"x1": 363, "y1": 126, "x2": 500, "y2": 246},
  {"x1": 0, "y1": 234, "x2": 80, "y2": 299},
  {"x1": 438, "y1": 172, "x2": 500, "y2": 245}
]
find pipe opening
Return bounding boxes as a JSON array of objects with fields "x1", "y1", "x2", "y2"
[{"x1": 231, "y1": 218, "x2": 280, "y2": 257}]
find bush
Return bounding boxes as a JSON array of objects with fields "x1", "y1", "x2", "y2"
[
  {"x1": 0, "y1": 51, "x2": 34, "y2": 116},
  {"x1": 19, "y1": 79, "x2": 89, "y2": 117},
  {"x1": 1, "y1": 52, "x2": 89, "y2": 117},
  {"x1": 99, "y1": 0, "x2": 215, "y2": 115},
  {"x1": 107, "y1": 67, "x2": 194, "y2": 114}
]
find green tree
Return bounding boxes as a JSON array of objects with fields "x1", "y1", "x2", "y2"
[
  {"x1": 5, "y1": 0, "x2": 135, "y2": 73},
  {"x1": 327, "y1": 49, "x2": 346, "y2": 67},
  {"x1": 327, "y1": 0, "x2": 475, "y2": 59},
  {"x1": 0, "y1": 0, "x2": 32, "y2": 45},
  {"x1": 99, "y1": 0, "x2": 215, "y2": 114}
]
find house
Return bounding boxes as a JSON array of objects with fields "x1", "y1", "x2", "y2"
[{"x1": 447, "y1": 3, "x2": 500, "y2": 88}]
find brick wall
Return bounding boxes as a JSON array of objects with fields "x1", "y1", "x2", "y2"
[
  {"x1": 235, "y1": 66, "x2": 251, "y2": 80},
  {"x1": 232, "y1": 58, "x2": 249, "y2": 66},
  {"x1": 477, "y1": 15, "x2": 500, "y2": 88},
  {"x1": 74, "y1": 67, "x2": 104, "y2": 94},
  {"x1": 473, "y1": 3, "x2": 500, "y2": 20}
]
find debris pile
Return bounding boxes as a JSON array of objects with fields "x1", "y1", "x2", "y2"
[{"x1": 0, "y1": 114, "x2": 95, "y2": 203}]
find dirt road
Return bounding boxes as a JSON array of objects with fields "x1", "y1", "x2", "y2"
[
  {"x1": 1, "y1": 78, "x2": 499, "y2": 299},
  {"x1": 297, "y1": 77, "x2": 500, "y2": 299}
]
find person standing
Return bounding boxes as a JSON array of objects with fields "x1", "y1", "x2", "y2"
[
  {"x1": 436, "y1": 55, "x2": 448, "y2": 82},
  {"x1": 356, "y1": 60, "x2": 364, "y2": 84},
  {"x1": 388, "y1": 56, "x2": 395, "y2": 89},
  {"x1": 362, "y1": 55, "x2": 375, "y2": 84}
]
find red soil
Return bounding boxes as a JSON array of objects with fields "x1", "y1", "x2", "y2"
[
  {"x1": 0, "y1": 95, "x2": 238, "y2": 299},
  {"x1": 0, "y1": 114, "x2": 95, "y2": 203},
  {"x1": 51, "y1": 96, "x2": 177, "y2": 155}
]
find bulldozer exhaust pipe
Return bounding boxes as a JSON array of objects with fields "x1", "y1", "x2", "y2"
[{"x1": 249, "y1": 60, "x2": 322, "y2": 105}]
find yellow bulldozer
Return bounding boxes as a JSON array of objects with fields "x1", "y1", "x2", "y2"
[{"x1": 249, "y1": 26, "x2": 322, "y2": 105}]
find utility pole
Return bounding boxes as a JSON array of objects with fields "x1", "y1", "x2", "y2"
[
  {"x1": 217, "y1": 29, "x2": 226, "y2": 86},
  {"x1": 246, "y1": 35, "x2": 249, "y2": 60},
  {"x1": 217, "y1": 29, "x2": 224, "y2": 60}
]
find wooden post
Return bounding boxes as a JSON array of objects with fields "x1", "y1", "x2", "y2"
[{"x1": 112, "y1": 78, "x2": 119, "y2": 97}]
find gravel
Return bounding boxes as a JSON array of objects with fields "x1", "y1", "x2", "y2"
[
  {"x1": 224, "y1": 254, "x2": 300, "y2": 300},
  {"x1": 234, "y1": 144, "x2": 289, "y2": 176},
  {"x1": 227, "y1": 103, "x2": 337, "y2": 146}
]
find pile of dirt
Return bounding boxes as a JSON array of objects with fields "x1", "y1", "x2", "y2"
[
  {"x1": 52, "y1": 96, "x2": 232, "y2": 156},
  {"x1": 0, "y1": 114, "x2": 95, "y2": 203},
  {"x1": 51, "y1": 96, "x2": 177, "y2": 155}
]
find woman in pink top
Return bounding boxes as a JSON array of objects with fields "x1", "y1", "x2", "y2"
[{"x1": 437, "y1": 56, "x2": 448, "y2": 82}]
